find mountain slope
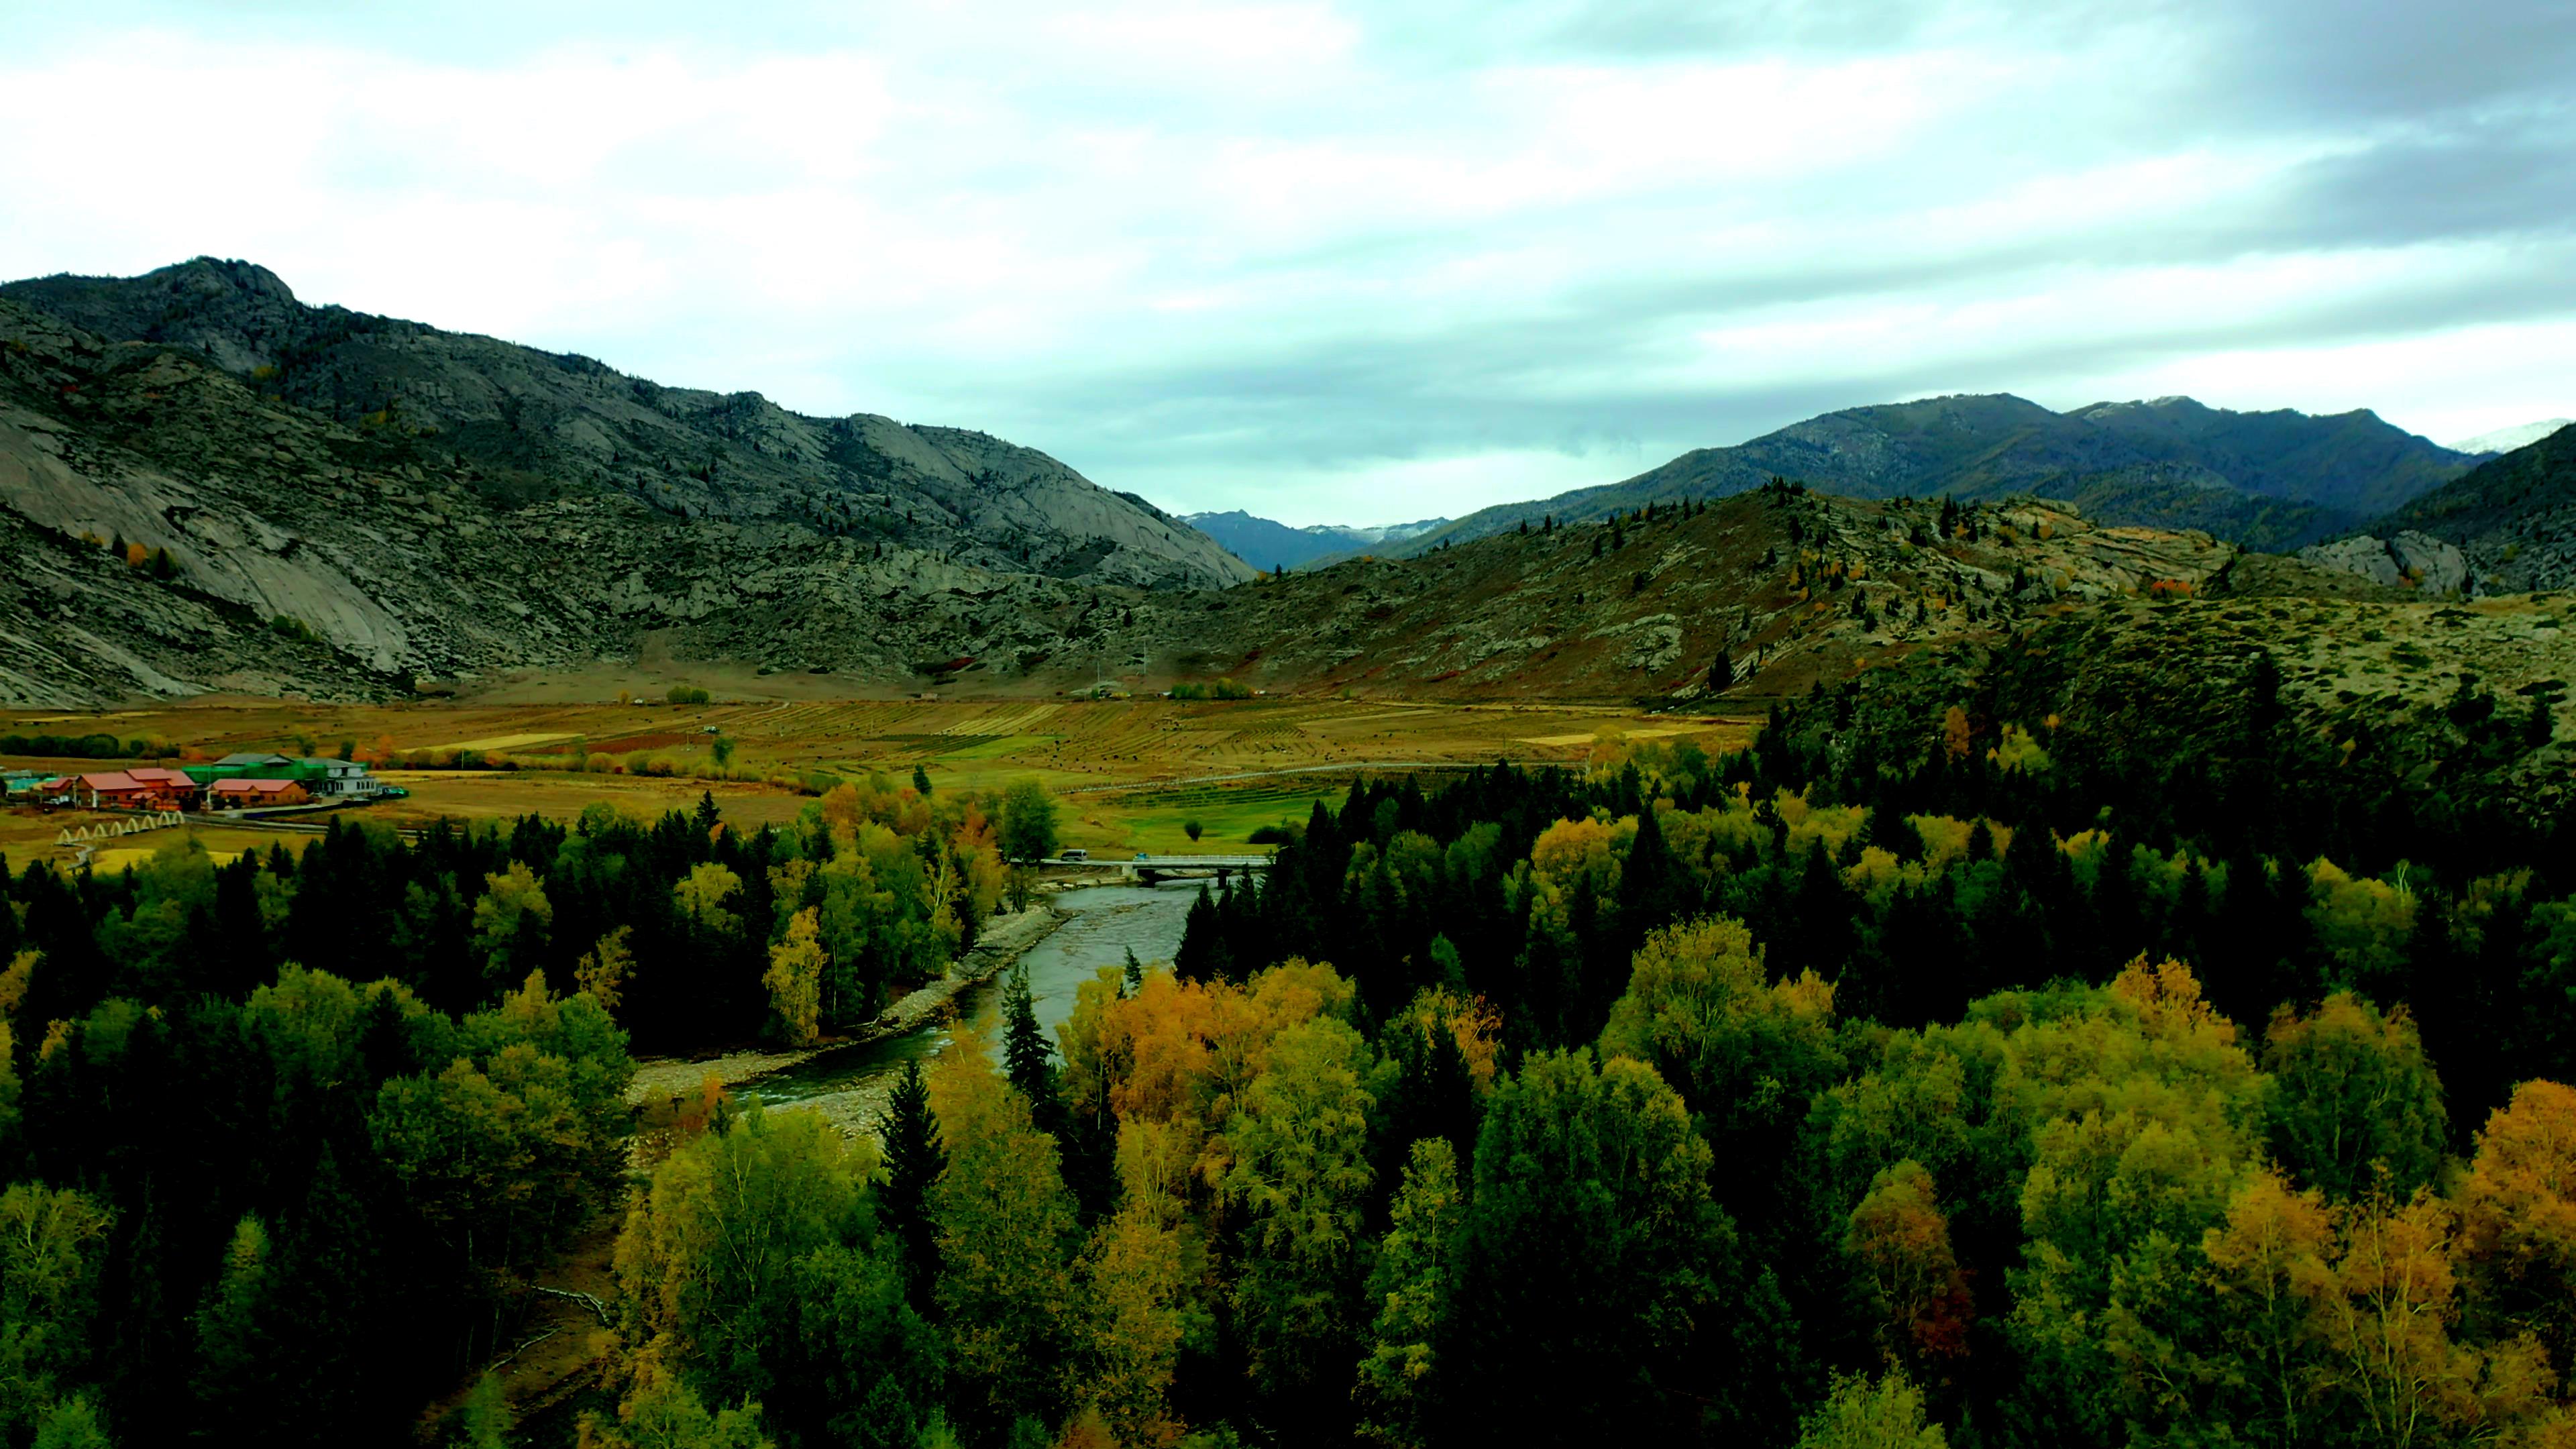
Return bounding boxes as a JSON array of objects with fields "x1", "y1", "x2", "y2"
[
  {"x1": 1183, "y1": 509, "x2": 1449, "y2": 572},
  {"x1": 1397, "y1": 394, "x2": 2471, "y2": 555},
  {"x1": 2363, "y1": 425, "x2": 2576, "y2": 590},
  {"x1": 0, "y1": 298, "x2": 1142, "y2": 703},
  {"x1": 1154, "y1": 489, "x2": 2247, "y2": 702},
  {"x1": 1, "y1": 258, "x2": 1252, "y2": 590}
]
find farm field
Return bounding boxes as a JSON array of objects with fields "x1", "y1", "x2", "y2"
[{"x1": 3, "y1": 696, "x2": 1756, "y2": 866}]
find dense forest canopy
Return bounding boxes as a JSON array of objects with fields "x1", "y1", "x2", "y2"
[{"x1": 0, "y1": 640, "x2": 2571, "y2": 1447}]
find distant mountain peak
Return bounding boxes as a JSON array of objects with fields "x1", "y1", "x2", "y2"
[
  {"x1": 2447, "y1": 419, "x2": 2573, "y2": 455},
  {"x1": 1183, "y1": 509, "x2": 1451, "y2": 572}
]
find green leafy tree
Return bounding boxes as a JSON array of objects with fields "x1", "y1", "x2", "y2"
[
  {"x1": 912, "y1": 765, "x2": 934, "y2": 796},
  {"x1": 1224, "y1": 1016, "x2": 1377, "y2": 1436},
  {"x1": 453, "y1": 1373, "x2": 512, "y2": 1449},
  {"x1": 927, "y1": 1034, "x2": 1079, "y2": 1441},
  {"x1": 1598, "y1": 917, "x2": 1842, "y2": 1230},
  {"x1": 30, "y1": 1395, "x2": 113, "y2": 1449},
  {"x1": 996, "y1": 782, "x2": 1060, "y2": 863},
  {"x1": 588, "y1": 1378, "x2": 773, "y2": 1449},
  {"x1": 470, "y1": 862, "x2": 552, "y2": 985},
  {"x1": 0, "y1": 1183, "x2": 113, "y2": 1440},
  {"x1": 614, "y1": 1103, "x2": 865, "y2": 1406},
  {"x1": 1355, "y1": 1137, "x2": 1461, "y2": 1449},
  {"x1": 674, "y1": 863, "x2": 742, "y2": 938},
  {"x1": 1444, "y1": 1051, "x2": 1784, "y2": 1442},
  {"x1": 2262, "y1": 991, "x2": 2447, "y2": 1199},
  {"x1": 1793, "y1": 1371, "x2": 1947, "y2": 1449}
]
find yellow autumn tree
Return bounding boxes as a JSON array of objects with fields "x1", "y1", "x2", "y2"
[
  {"x1": 1075, "y1": 1202, "x2": 1187, "y2": 1446},
  {"x1": 2459, "y1": 1080, "x2": 2576, "y2": 1373},
  {"x1": 2200, "y1": 1167, "x2": 2337, "y2": 1446},
  {"x1": 575, "y1": 927, "x2": 635, "y2": 1018},
  {"x1": 2319, "y1": 1188, "x2": 2553, "y2": 1446},
  {"x1": 762, "y1": 908, "x2": 826, "y2": 1047}
]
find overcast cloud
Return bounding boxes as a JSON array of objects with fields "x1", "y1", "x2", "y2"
[{"x1": 3, "y1": 0, "x2": 2570, "y2": 525}]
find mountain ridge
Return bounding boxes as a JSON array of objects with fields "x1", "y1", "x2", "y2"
[
  {"x1": 1390, "y1": 392, "x2": 2472, "y2": 556},
  {"x1": 1, "y1": 258, "x2": 1252, "y2": 590}
]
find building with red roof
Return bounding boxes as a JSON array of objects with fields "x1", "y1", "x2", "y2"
[
  {"x1": 77, "y1": 772, "x2": 150, "y2": 808},
  {"x1": 208, "y1": 777, "x2": 309, "y2": 808},
  {"x1": 121, "y1": 767, "x2": 201, "y2": 808}
]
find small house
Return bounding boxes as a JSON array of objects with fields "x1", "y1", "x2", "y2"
[
  {"x1": 290, "y1": 757, "x2": 382, "y2": 798},
  {"x1": 78, "y1": 772, "x2": 150, "y2": 808},
  {"x1": 209, "y1": 777, "x2": 309, "y2": 808}
]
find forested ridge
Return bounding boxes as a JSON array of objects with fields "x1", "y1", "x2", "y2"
[{"x1": 2, "y1": 631, "x2": 2573, "y2": 1446}]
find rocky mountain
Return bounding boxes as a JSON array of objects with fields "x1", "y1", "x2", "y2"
[
  {"x1": 1395, "y1": 394, "x2": 2472, "y2": 555},
  {"x1": 0, "y1": 262, "x2": 1269, "y2": 706},
  {"x1": 1, "y1": 259, "x2": 1252, "y2": 590},
  {"x1": 1182, "y1": 509, "x2": 1450, "y2": 572},
  {"x1": 2336, "y1": 424, "x2": 2576, "y2": 592},
  {"x1": 2449, "y1": 420, "x2": 2571, "y2": 456},
  {"x1": 0, "y1": 257, "x2": 2496, "y2": 712}
]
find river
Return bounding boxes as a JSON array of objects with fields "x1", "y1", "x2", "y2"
[{"x1": 738, "y1": 881, "x2": 1203, "y2": 1133}]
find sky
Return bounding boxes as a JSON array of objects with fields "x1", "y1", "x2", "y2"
[{"x1": 3, "y1": 1, "x2": 2572, "y2": 527}]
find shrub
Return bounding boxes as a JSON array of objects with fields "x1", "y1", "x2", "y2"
[{"x1": 666, "y1": 685, "x2": 712, "y2": 705}]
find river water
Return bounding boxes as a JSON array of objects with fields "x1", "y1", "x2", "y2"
[{"x1": 741, "y1": 882, "x2": 1202, "y2": 1126}]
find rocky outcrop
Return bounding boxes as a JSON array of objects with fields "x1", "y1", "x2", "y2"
[{"x1": 2298, "y1": 531, "x2": 2472, "y2": 596}]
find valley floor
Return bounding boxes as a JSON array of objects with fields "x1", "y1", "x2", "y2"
[{"x1": 1, "y1": 695, "x2": 1756, "y2": 870}]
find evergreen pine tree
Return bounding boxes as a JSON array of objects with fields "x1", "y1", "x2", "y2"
[
  {"x1": 879, "y1": 1058, "x2": 946, "y2": 1314},
  {"x1": 1174, "y1": 885, "x2": 1220, "y2": 983},
  {"x1": 1122, "y1": 947, "x2": 1144, "y2": 995},
  {"x1": 912, "y1": 764, "x2": 934, "y2": 796},
  {"x1": 1000, "y1": 965, "x2": 1053, "y2": 1108},
  {"x1": 693, "y1": 790, "x2": 721, "y2": 835},
  {"x1": 1618, "y1": 802, "x2": 1683, "y2": 948}
]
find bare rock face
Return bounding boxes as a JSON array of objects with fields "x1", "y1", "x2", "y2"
[
  {"x1": 0, "y1": 259, "x2": 1254, "y2": 592},
  {"x1": 0, "y1": 288, "x2": 1260, "y2": 705},
  {"x1": 2298, "y1": 531, "x2": 2471, "y2": 596}
]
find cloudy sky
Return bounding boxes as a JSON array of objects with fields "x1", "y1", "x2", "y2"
[{"x1": 4, "y1": 1, "x2": 2572, "y2": 525}]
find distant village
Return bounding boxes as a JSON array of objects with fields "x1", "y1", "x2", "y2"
[{"x1": 1, "y1": 752, "x2": 402, "y2": 813}]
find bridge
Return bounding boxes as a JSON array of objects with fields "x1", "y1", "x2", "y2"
[{"x1": 1038, "y1": 853, "x2": 1277, "y2": 885}]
